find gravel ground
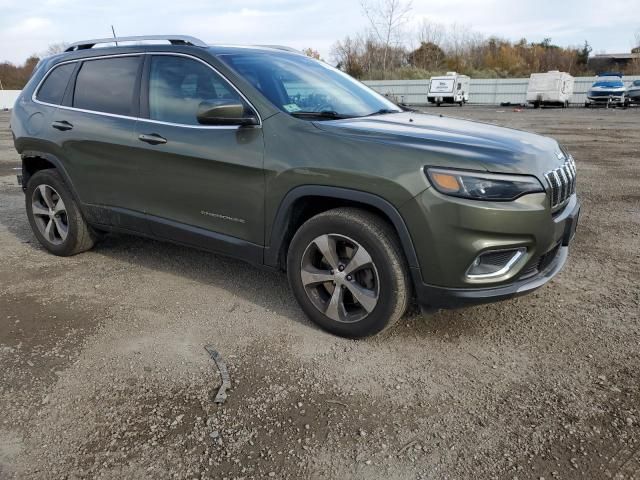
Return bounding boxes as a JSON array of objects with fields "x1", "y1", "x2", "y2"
[{"x1": 0, "y1": 106, "x2": 639, "y2": 479}]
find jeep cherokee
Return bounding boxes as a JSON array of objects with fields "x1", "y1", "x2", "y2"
[{"x1": 10, "y1": 35, "x2": 581, "y2": 338}]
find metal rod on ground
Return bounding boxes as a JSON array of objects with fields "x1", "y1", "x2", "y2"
[{"x1": 204, "y1": 345, "x2": 231, "y2": 404}]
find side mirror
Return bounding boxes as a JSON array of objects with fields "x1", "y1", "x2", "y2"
[{"x1": 197, "y1": 100, "x2": 259, "y2": 126}]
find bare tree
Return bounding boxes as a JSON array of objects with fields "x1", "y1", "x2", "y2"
[
  {"x1": 44, "y1": 42, "x2": 69, "y2": 56},
  {"x1": 416, "y1": 18, "x2": 445, "y2": 46},
  {"x1": 631, "y1": 30, "x2": 640, "y2": 74},
  {"x1": 331, "y1": 36, "x2": 365, "y2": 77},
  {"x1": 360, "y1": 0, "x2": 413, "y2": 75}
]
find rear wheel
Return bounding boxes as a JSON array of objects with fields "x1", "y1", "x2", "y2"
[
  {"x1": 25, "y1": 169, "x2": 96, "y2": 256},
  {"x1": 287, "y1": 208, "x2": 410, "y2": 338}
]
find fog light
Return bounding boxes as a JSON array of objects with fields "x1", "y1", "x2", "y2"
[{"x1": 466, "y1": 248, "x2": 526, "y2": 279}]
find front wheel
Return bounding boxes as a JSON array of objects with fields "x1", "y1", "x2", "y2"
[{"x1": 287, "y1": 208, "x2": 410, "y2": 338}]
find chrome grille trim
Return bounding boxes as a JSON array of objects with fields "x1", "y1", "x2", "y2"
[{"x1": 545, "y1": 156, "x2": 577, "y2": 209}]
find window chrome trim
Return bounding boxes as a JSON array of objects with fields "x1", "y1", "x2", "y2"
[
  {"x1": 31, "y1": 51, "x2": 262, "y2": 130},
  {"x1": 33, "y1": 61, "x2": 78, "y2": 106}
]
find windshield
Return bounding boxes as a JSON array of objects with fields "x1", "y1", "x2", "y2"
[
  {"x1": 218, "y1": 52, "x2": 401, "y2": 118},
  {"x1": 593, "y1": 76, "x2": 624, "y2": 88},
  {"x1": 633, "y1": 80, "x2": 640, "y2": 87}
]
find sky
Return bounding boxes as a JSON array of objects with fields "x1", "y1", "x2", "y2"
[{"x1": 0, "y1": 0, "x2": 638, "y2": 65}]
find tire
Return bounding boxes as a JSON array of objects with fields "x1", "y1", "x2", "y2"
[
  {"x1": 25, "y1": 169, "x2": 96, "y2": 256},
  {"x1": 287, "y1": 208, "x2": 410, "y2": 338}
]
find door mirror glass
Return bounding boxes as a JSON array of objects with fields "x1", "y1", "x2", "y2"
[{"x1": 197, "y1": 100, "x2": 258, "y2": 126}]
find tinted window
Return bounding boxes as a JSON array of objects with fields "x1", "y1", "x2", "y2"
[
  {"x1": 148, "y1": 55, "x2": 244, "y2": 125},
  {"x1": 73, "y1": 56, "x2": 140, "y2": 115},
  {"x1": 36, "y1": 63, "x2": 75, "y2": 105}
]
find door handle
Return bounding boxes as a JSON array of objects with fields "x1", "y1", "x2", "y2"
[
  {"x1": 138, "y1": 133, "x2": 167, "y2": 145},
  {"x1": 52, "y1": 120, "x2": 73, "y2": 131}
]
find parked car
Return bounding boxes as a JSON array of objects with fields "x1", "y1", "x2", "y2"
[
  {"x1": 11, "y1": 35, "x2": 580, "y2": 338},
  {"x1": 526, "y1": 71, "x2": 574, "y2": 108},
  {"x1": 585, "y1": 73, "x2": 626, "y2": 107},
  {"x1": 626, "y1": 79, "x2": 640, "y2": 106},
  {"x1": 427, "y1": 72, "x2": 470, "y2": 106}
]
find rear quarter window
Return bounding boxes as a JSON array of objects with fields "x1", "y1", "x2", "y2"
[
  {"x1": 73, "y1": 56, "x2": 140, "y2": 116},
  {"x1": 36, "y1": 63, "x2": 76, "y2": 105}
]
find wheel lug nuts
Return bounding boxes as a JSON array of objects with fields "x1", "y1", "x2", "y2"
[
  {"x1": 347, "y1": 275, "x2": 352, "y2": 281},
  {"x1": 338, "y1": 265, "x2": 344, "y2": 271}
]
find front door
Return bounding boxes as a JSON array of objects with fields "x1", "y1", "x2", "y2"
[{"x1": 133, "y1": 54, "x2": 265, "y2": 253}]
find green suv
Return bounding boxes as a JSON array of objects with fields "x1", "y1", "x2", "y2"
[{"x1": 11, "y1": 35, "x2": 580, "y2": 337}]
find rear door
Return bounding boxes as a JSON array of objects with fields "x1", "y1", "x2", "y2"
[
  {"x1": 51, "y1": 54, "x2": 145, "y2": 229},
  {"x1": 133, "y1": 53, "x2": 265, "y2": 248}
]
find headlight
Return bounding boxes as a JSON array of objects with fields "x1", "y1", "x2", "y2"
[{"x1": 426, "y1": 168, "x2": 544, "y2": 201}]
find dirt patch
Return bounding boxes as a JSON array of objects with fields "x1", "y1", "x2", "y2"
[{"x1": 0, "y1": 107, "x2": 639, "y2": 479}]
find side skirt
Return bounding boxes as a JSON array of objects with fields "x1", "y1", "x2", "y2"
[{"x1": 85, "y1": 204, "x2": 265, "y2": 266}]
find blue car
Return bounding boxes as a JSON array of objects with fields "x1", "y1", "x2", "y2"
[{"x1": 585, "y1": 73, "x2": 626, "y2": 107}]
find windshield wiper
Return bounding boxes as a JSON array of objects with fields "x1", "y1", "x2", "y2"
[
  {"x1": 365, "y1": 108, "x2": 403, "y2": 116},
  {"x1": 289, "y1": 110, "x2": 353, "y2": 120}
]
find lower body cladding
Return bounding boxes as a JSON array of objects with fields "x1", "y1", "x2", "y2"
[
  {"x1": 400, "y1": 188, "x2": 580, "y2": 309},
  {"x1": 527, "y1": 95, "x2": 570, "y2": 108},
  {"x1": 427, "y1": 95, "x2": 466, "y2": 105}
]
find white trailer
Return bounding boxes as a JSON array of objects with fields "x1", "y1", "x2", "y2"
[
  {"x1": 526, "y1": 71, "x2": 574, "y2": 108},
  {"x1": 427, "y1": 72, "x2": 470, "y2": 106}
]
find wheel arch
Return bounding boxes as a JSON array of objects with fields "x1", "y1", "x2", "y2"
[
  {"x1": 265, "y1": 186, "x2": 419, "y2": 271},
  {"x1": 20, "y1": 151, "x2": 77, "y2": 195}
]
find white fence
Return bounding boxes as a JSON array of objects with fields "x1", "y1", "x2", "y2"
[
  {"x1": 365, "y1": 76, "x2": 640, "y2": 105},
  {"x1": 0, "y1": 90, "x2": 21, "y2": 110},
  {"x1": 2, "y1": 76, "x2": 640, "y2": 108}
]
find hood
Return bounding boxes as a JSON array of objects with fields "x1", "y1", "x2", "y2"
[{"x1": 313, "y1": 112, "x2": 566, "y2": 177}]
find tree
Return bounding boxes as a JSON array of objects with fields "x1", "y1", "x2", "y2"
[
  {"x1": 408, "y1": 42, "x2": 445, "y2": 70},
  {"x1": 332, "y1": 36, "x2": 365, "y2": 78},
  {"x1": 360, "y1": 0, "x2": 412, "y2": 75},
  {"x1": 303, "y1": 48, "x2": 322, "y2": 61},
  {"x1": 45, "y1": 43, "x2": 69, "y2": 56},
  {"x1": 577, "y1": 41, "x2": 592, "y2": 67},
  {"x1": 0, "y1": 55, "x2": 40, "y2": 89}
]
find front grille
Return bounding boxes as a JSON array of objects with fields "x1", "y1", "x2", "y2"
[
  {"x1": 544, "y1": 156, "x2": 577, "y2": 209},
  {"x1": 589, "y1": 91, "x2": 624, "y2": 97}
]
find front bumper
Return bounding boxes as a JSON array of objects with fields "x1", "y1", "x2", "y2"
[
  {"x1": 413, "y1": 244, "x2": 568, "y2": 309},
  {"x1": 586, "y1": 95, "x2": 625, "y2": 104},
  {"x1": 403, "y1": 188, "x2": 580, "y2": 310}
]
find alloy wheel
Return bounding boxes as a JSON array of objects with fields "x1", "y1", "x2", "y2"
[
  {"x1": 300, "y1": 234, "x2": 379, "y2": 323},
  {"x1": 31, "y1": 184, "x2": 69, "y2": 245}
]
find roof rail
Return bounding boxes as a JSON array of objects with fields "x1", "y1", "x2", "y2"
[
  {"x1": 255, "y1": 45, "x2": 300, "y2": 53},
  {"x1": 64, "y1": 35, "x2": 208, "y2": 52}
]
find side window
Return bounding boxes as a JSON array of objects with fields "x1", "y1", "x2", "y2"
[
  {"x1": 148, "y1": 55, "x2": 244, "y2": 125},
  {"x1": 457, "y1": 83, "x2": 462, "y2": 91},
  {"x1": 73, "y1": 56, "x2": 140, "y2": 115},
  {"x1": 36, "y1": 63, "x2": 75, "y2": 105}
]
